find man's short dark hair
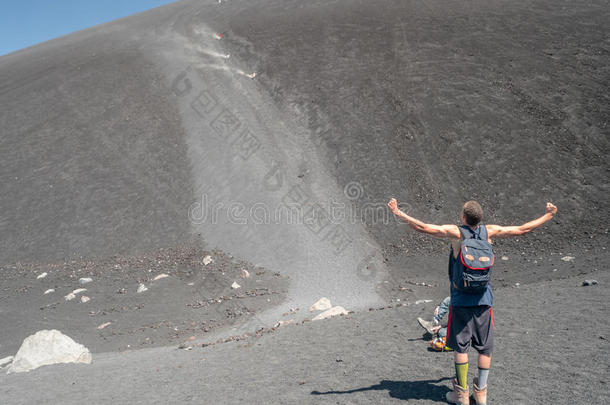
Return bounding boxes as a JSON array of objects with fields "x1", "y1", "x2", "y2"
[{"x1": 463, "y1": 201, "x2": 483, "y2": 226}]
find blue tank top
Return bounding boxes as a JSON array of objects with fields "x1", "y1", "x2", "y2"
[{"x1": 448, "y1": 245, "x2": 493, "y2": 307}]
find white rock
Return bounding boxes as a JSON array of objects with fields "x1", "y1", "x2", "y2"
[
  {"x1": 153, "y1": 274, "x2": 169, "y2": 281},
  {"x1": 309, "y1": 297, "x2": 332, "y2": 312},
  {"x1": 137, "y1": 284, "x2": 148, "y2": 293},
  {"x1": 187, "y1": 282, "x2": 194, "y2": 286},
  {"x1": 79, "y1": 277, "x2": 93, "y2": 285},
  {"x1": 37, "y1": 272, "x2": 48, "y2": 279},
  {"x1": 72, "y1": 288, "x2": 87, "y2": 295},
  {"x1": 6, "y1": 330, "x2": 91, "y2": 374},
  {"x1": 44, "y1": 289, "x2": 55, "y2": 295},
  {"x1": 241, "y1": 269, "x2": 250, "y2": 278},
  {"x1": 312, "y1": 306, "x2": 348, "y2": 321},
  {"x1": 561, "y1": 256, "x2": 575, "y2": 262},
  {"x1": 203, "y1": 255, "x2": 213, "y2": 265},
  {"x1": 231, "y1": 281, "x2": 241, "y2": 289},
  {"x1": 415, "y1": 300, "x2": 433, "y2": 305},
  {"x1": 80, "y1": 296, "x2": 90, "y2": 303},
  {"x1": 97, "y1": 322, "x2": 111, "y2": 330},
  {"x1": 64, "y1": 293, "x2": 76, "y2": 301},
  {"x1": 501, "y1": 256, "x2": 509, "y2": 261},
  {"x1": 0, "y1": 356, "x2": 13, "y2": 368}
]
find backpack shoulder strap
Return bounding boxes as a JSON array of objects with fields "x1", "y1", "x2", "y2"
[
  {"x1": 459, "y1": 225, "x2": 487, "y2": 240},
  {"x1": 458, "y1": 225, "x2": 475, "y2": 239},
  {"x1": 479, "y1": 225, "x2": 489, "y2": 241}
]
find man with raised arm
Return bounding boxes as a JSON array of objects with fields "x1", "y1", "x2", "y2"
[{"x1": 387, "y1": 198, "x2": 557, "y2": 405}]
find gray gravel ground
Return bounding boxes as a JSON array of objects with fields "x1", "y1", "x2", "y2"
[{"x1": 1, "y1": 269, "x2": 607, "y2": 404}]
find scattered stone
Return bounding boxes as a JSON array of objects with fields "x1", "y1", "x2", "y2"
[
  {"x1": 309, "y1": 297, "x2": 332, "y2": 312},
  {"x1": 274, "y1": 319, "x2": 295, "y2": 328},
  {"x1": 241, "y1": 269, "x2": 250, "y2": 278},
  {"x1": 246, "y1": 72, "x2": 257, "y2": 79},
  {"x1": 44, "y1": 289, "x2": 55, "y2": 295},
  {"x1": 0, "y1": 356, "x2": 13, "y2": 368},
  {"x1": 6, "y1": 330, "x2": 92, "y2": 374},
  {"x1": 312, "y1": 306, "x2": 348, "y2": 321},
  {"x1": 501, "y1": 256, "x2": 509, "y2": 261},
  {"x1": 80, "y1": 296, "x2": 90, "y2": 303},
  {"x1": 515, "y1": 283, "x2": 520, "y2": 286},
  {"x1": 203, "y1": 255, "x2": 213, "y2": 265},
  {"x1": 153, "y1": 274, "x2": 169, "y2": 281},
  {"x1": 404, "y1": 281, "x2": 436, "y2": 288},
  {"x1": 282, "y1": 307, "x2": 299, "y2": 316},
  {"x1": 97, "y1": 322, "x2": 111, "y2": 330},
  {"x1": 561, "y1": 256, "x2": 575, "y2": 262},
  {"x1": 415, "y1": 300, "x2": 433, "y2": 305},
  {"x1": 187, "y1": 282, "x2": 195, "y2": 286},
  {"x1": 64, "y1": 288, "x2": 87, "y2": 300},
  {"x1": 137, "y1": 284, "x2": 148, "y2": 293},
  {"x1": 582, "y1": 279, "x2": 598, "y2": 286},
  {"x1": 79, "y1": 277, "x2": 93, "y2": 285},
  {"x1": 231, "y1": 281, "x2": 241, "y2": 289},
  {"x1": 37, "y1": 272, "x2": 48, "y2": 279},
  {"x1": 40, "y1": 302, "x2": 59, "y2": 310}
]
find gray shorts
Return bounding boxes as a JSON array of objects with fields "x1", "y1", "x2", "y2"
[{"x1": 446, "y1": 305, "x2": 494, "y2": 354}]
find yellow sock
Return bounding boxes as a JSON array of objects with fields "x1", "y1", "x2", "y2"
[{"x1": 455, "y1": 362, "x2": 468, "y2": 389}]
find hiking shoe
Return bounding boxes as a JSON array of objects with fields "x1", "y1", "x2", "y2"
[
  {"x1": 430, "y1": 336, "x2": 446, "y2": 351},
  {"x1": 446, "y1": 379, "x2": 469, "y2": 405},
  {"x1": 417, "y1": 317, "x2": 441, "y2": 334},
  {"x1": 472, "y1": 377, "x2": 487, "y2": 405}
]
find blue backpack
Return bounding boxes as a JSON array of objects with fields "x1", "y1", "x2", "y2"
[{"x1": 452, "y1": 225, "x2": 494, "y2": 294}]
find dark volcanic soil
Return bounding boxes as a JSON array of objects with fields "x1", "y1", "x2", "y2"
[
  {"x1": 0, "y1": 0, "x2": 608, "y2": 403},
  {"x1": 1, "y1": 269, "x2": 608, "y2": 404},
  {"x1": 218, "y1": 0, "x2": 610, "y2": 258},
  {"x1": 0, "y1": 246, "x2": 288, "y2": 356}
]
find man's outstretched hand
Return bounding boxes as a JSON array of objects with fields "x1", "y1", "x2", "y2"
[
  {"x1": 546, "y1": 202, "x2": 558, "y2": 215},
  {"x1": 387, "y1": 198, "x2": 399, "y2": 214}
]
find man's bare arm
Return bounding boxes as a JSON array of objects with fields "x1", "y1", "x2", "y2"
[
  {"x1": 387, "y1": 198, "x2": 460, "y2": 239},
  {"x1": 487, "y1": 202, "x2": 557, "y2": 238}
]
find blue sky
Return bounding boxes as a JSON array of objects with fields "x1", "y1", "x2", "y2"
[{"x1": 0, "y1": 0, "x2": 177, "y2": 56}]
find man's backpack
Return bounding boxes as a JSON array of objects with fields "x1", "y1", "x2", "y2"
[{"x1": 452, "y1": 225, "x2": 494, "y2": 294}]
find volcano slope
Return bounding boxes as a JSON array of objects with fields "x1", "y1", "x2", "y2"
[{"x1": 0, "y1": 0, "x2": 609, "y2": 402}]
